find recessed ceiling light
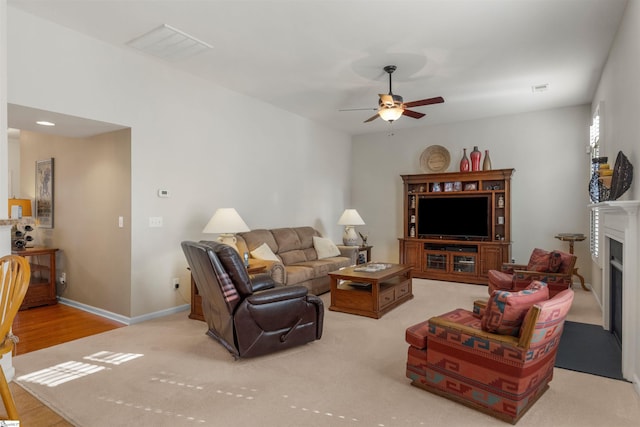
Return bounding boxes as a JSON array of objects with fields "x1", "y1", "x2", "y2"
[
  {"x1": 127, "y1": 24, "x2": 212, "y2": 60},
  {"x1": 531, "y1": 84, "x2": 549, "y2": 93},
  {"x1": 36, "y1": 121, "x2": 56, "y2": 126}
]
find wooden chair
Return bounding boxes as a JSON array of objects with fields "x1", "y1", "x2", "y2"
[{"x1": 0, "y1": 255, "x2": 31, "y2": 421}]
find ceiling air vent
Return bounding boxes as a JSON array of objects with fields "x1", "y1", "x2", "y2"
[
  {"x1": 127, "y1": 24, "x2": 212, "y2": 60},
  {"x1": 531, "y1": 83, "x2": 549, "y2": 93}
]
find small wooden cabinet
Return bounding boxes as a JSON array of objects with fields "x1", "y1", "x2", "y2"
[
  {"x1": 424, "y1": 248, "x2": 477, "y2": 275},
  {"x1": 12, "y1": 247, "x2": 59, "y2": 310},
  {"x1": 399, "y1": 169, "x2": 513, "y2": 284}
]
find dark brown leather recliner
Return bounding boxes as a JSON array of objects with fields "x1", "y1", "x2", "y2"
[{"x1": 181, "y1": 240, "x2": 324, "y2": 359}]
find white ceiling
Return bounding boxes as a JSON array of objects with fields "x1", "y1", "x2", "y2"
[{"x1": 7, "y1": 0, "x2": 628, "y2": 137}]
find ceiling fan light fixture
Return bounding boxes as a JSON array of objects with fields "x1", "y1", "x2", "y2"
[
  {"x1": 350, "y1": 65, "x2": 444, "y2": 124},
  {"x1": 378, "y1": 106, "x2": 403, "y2": 122}
]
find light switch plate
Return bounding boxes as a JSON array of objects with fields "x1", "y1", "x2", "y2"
[{"x1": 149, "y1": 217, "x2": 163, "y2": 227}]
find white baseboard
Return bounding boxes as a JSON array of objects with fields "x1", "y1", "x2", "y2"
[
  {"x1": 57, "y1": 297, "x2": 189, "y2": 326},
  {"x1": 129, "y1": 304, "x2": 190, "y2": 325}
]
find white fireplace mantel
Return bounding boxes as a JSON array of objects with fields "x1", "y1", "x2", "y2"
[{"x1": 591, "y1": 200, "x2": 639, "y2": 384}]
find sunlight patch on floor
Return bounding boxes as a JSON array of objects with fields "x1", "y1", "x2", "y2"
[
  {"x1": 84, "y1": 351, "x2": 144, "y2": 365},
  {"x1": 17, "y1": 350, "x2": 144, "y2": 387},
  {"x1": 17, "y1": 361, "x2": 107, "y2": 387}
]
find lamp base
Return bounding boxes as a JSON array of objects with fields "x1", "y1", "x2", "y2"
[
  {"x1": 342, "y1": 226, "x2": 359, "y2": 246},
  {"x1": 217, "y1": 234, "x2": 239, "y2": 252}
]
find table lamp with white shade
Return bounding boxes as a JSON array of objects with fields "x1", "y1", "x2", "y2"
[
  {"x1": 338, "y1": 209, "x2": 365, "y2": 246},
  {"x1": 202, "y1": 208, "x2": 250, "y2": 252}
]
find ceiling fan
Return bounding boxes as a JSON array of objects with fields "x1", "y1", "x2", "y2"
[{"x1": 344, "y1": 65, "x2": 444, "y2": 123}]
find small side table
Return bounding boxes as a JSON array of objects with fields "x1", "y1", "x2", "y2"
[
  {"x1": 357, "y1": 245, "x2": 373, "y2": 264},
  {"x1": 554, "y1": 233, "x2": 589, "y2": 291}
]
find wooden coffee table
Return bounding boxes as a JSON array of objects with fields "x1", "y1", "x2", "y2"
[{"x1": 329, "y1": 263, "x2": 413, "y2": 319}]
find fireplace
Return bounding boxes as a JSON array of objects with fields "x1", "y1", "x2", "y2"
[
  {"x1": 594, "y1": 201, "x2": 639, "y2": 383},
  {"x1": 609, "y1": 239, "x2": 623, "y2": 347}
]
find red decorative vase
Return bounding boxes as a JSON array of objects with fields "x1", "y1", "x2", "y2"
[
  {"x1": 470, "y1": 146, "x2": 481, "y2": 171},
  {"x1": 459, "y1": 148, "x2": 470, "y2": 172}
]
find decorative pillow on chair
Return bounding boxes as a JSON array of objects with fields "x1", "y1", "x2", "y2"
[
  {"x1": 313, "y1": 236, "x2": 341, "y2": 259},
  {"x1": 527, "y1": 248, "x2": 551, "y2": 272},
  {"x1": 548, "y1": 251, "x2": 563, "y2": 273},
  {"x1": 481, "y1": 281, "x2": 549, "y2": 336},
  {"x1": 250, "y1": 243, "x2": 280, "y2": 262}
]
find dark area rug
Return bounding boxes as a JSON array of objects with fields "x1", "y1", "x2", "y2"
[{"x1": 555, "y1": 320, "x2": 626, "y2": 381}]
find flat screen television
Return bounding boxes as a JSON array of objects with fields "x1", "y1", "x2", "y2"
[{"x1": 417, "y1": 195, "x2": 490, "y2": 239}]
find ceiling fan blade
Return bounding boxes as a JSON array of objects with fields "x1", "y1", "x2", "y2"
[
  {"x1": 364, "y1": 113, "x2": 380, "y2": 123},
  {"x1": 403, "y1": 96, "x2": 445, "y2": 108},
  {"x1": 339, "y1": 107, "x2": 377, "y2": 112},
  {"x1": 402, "y1": 109, "x2": 425, "y2": 119},
  {"x1": 379, "y1": 94, "x2": 394, "y2": 107}
]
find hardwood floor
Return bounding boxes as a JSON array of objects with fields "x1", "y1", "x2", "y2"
[
  {"x1": 1, "y1": 303, "x2": 125, "y2": 426},
  {"x1": 12, "y1": 304, "x2": 125, "y2": 356}
]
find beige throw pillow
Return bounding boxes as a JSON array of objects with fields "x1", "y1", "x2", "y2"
[
  {"x1": 313, "y1": 236, "x2": 341, "y2": 259},
  {"x1": 250, "y1": 243, "x2": 280, "y2": 262}
]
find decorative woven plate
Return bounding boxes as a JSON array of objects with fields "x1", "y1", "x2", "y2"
[
  {"x1": 420, "y1": 145, "x2": 451, "y2": 173},
  {"x1": 609, "y1": 150, "x2": 633, "y2": 200}
]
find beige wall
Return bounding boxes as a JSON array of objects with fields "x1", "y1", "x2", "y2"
[
  {"x1": 8, "y1": 8, "x2": 353, "y2": 318},
  {"x1": 19, "y1": 129, "x2": 131, "y2": 316}
]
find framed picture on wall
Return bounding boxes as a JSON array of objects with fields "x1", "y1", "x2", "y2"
[{"x1": 36, "y1": 158, "x2": 54, "y2": 228}]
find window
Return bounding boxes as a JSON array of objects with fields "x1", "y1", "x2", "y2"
[{"x1": 589, "y1": 105, "x2": 601, "y2": 259}]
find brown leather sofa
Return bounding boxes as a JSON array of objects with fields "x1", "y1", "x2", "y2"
[{"x1": 181, "y1": 240, "x2": 324, "y2": 359}]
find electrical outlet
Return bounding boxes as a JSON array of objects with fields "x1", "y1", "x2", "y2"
[
  {"x1": 172, "y1": 277, "x2": 180, "y2": 290},
  {"x1": 60, "y1": 272, "x2": 67, "y2": 285}
]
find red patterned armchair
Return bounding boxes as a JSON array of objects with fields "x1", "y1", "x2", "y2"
[
  {"x1": 488, "y1": 248, "x2": 577, "y2": 297},
  {"x1": 406, "y1": 286, "x2": 574, "y2": 424}
]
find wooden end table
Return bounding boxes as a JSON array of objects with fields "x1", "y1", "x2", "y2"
[
  {"x1": 356, "y1": 245, "x2": 373, "y2": 264},
  {"x1": 329, "y1": 263, "x2": 413, "y2": 319}
]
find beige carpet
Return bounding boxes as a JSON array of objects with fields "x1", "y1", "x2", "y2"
[{"x1": 13, "y1": 280, "x2": 640, "y2": 427}]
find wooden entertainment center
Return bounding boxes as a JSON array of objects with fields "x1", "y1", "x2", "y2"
[{"x1": 399, "y1": 168, "x2": 514, "y2": 284}]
